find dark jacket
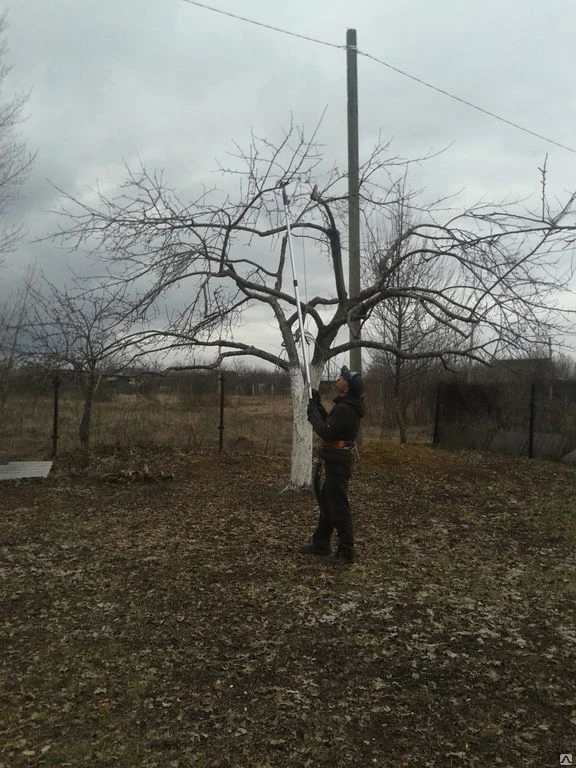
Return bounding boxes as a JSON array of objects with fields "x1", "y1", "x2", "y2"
[{"x1": 307, "y1": 394, "x2": 365, "y2": 443}]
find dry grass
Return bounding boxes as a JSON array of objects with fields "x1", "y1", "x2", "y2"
[{"x1": 0, "y1": 392, "x2": 424, "y2": 462}]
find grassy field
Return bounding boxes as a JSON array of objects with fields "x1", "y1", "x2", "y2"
[
  {"x1": 0, "y1": 392, "x2": 292, "y2": 460},
  {"x1": 1, "y1": 441, "x2": 575, "y2": 766},
  {"x1": 0, "y1": 391, "x2": 424, "y2": 462}
]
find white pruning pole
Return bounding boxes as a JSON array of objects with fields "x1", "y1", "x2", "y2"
[{"x1": 281, "y1": 184, "x2": 312, "y2": 398}]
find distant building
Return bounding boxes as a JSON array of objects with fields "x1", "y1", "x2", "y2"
[{"x1": 469, "y1": 357, "x2": 554, "y2": 384}]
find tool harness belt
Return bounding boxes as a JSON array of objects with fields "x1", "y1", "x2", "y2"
[{"x1": 321, "y1": 440, "x2": 355, "y2": 449}]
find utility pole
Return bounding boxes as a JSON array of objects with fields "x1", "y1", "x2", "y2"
[{"x1": 347, "y1": 28, "x2": 361, "y2": 375}]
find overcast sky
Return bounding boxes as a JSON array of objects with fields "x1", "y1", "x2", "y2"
[{"x1": 3, "y1": 0, "x2": 576, "y2": 359}]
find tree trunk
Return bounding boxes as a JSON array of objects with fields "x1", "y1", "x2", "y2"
[
  {"x1": 79, "y1": 381, "x2": 95, "y2": 466},
  {"x1": 0, "y1": 381, "x2": 9, "y2": 415},
  {"x1": 393, "y1": 357, "x2": 407, "y2": 443},
  {"x1": 288, "y1": 365, "x2": 316, "y2": 488},
  {"x1": 395, "y1": 403, "x2": 408, "y2": 444}
]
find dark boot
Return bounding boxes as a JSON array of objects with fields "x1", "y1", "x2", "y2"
[
  {"x1": 298, "y1": 541, "x2": 331, "y2": 556},
  {"x1": 322, "y1": 548, "x2": 355, "y2": 565}
]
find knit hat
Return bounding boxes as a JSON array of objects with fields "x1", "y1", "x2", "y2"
[{"x1": 340, "y1": 366, "x2": 364, "y2": 398}]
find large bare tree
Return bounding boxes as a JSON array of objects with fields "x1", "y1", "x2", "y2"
[{"x1": 53, "y1": 125, "x2": 576, "y2": 485}]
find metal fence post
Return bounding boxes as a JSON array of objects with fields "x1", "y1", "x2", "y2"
[
  {"x1": 528, "y1": 381, "x2": 536, "y2": 458},
  {"x1": 432, "y1": 384, "x2": 443, "y2": 446},
  {"x1": 218, "y1": 372, "x2": 225, "y2": 453},
  {"x1": 51, "y1": 374, "x2": 60, "y2": 458}
]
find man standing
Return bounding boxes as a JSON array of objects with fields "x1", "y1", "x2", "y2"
[{"x1": 299, "y1": 366, "x2": 365, "y2": 564}]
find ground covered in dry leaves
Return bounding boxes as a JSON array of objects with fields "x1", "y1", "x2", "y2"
[{"x1": 1, "y1": 443, "x2": 575, "y2": 767}]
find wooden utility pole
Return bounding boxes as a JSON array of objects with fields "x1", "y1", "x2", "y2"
[{"x1": 347, "y1": 28, "x2": 362, "y2": 375}]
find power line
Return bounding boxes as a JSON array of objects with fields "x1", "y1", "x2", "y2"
[
  {"x1": 359, "y1": 50, "x2": 576, "y2": 155},
  {"x1": 180, "y1": 0, "x2": 345, "y2": 51},
  {"x1": 180, "y1": 0, "x2": 576, "y2": 155}
]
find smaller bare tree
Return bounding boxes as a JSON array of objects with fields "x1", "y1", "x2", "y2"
[
  {"x1": 0, "y1": 12, "x2": 35, "y2": 264},
  {"x1": 365, "y1": 182, "x2": 467, "y2": 441},
  {"x1": 553, "y1": 353, "x2": 576, "y2": 379},
  {"x1": 0, "y1": 266, "x2": 36, "y2": 412},
  {"x1": 27, "y1": 277, "x2": 142, "y2": 464}
]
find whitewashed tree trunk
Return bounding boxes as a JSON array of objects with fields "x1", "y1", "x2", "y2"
[{"x1": 288, "y1": 364, "x2": 321, "y2": 488}]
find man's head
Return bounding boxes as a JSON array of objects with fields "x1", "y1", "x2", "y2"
[{"x1": 337, "y1": 366, "x2": 364, "y2": 398}]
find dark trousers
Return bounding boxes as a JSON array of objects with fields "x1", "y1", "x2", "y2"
[{"x1": 312, "y1": 448, "x2": 354, "y2": 555}]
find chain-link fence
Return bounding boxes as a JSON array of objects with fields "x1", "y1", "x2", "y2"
[
  {"x1": 433, "y1": 380, "x2": 576, "y2": 460},
  {"x1": 1, "y1": 369, "x2": 388, "y2": 461},
  {"x1": 0, "y1": 370, "x2": 295, "y2": 461}
]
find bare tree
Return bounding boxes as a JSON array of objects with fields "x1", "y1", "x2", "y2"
[
  {"x1": 0, "y1": 266, "x2": 36, "y2": 412},
  {"x1": 553, "y1": 353, "x2": 576, "y2": 379},
  {"x1": 365, "y1": 176, "x2": 468, "y2": 442},
  {"x1": 53, "y1": 125, "x2": 576, "y2": 485},
  {"x1": 27, "y1": 277, "x2": 142, "y2": 464},
  {"x1": 0, "y1": 12, "x2": 35, "y2": 264}
]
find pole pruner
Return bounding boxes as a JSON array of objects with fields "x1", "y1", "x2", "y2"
[{"x1": 279, "y1": 183, "x2": 312, "y2": 399}]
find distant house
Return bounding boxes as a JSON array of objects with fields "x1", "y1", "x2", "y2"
[
  {"x1": 103, "y1": 374, "x2": 134, "y2": 394},
  {"x1": 491, "y1": 357, "x2": 554, "y2": 382},
  {"x1": 470, "y1": 357, "x2": 555, "y2": 384}
]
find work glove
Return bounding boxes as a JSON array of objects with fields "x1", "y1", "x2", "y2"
[
  {"x1": 311, "y1": 388, "x2": 321, "y2": 406},
  {"x1": 306, "y1": 398, "x2": 317, "y2": 419}
]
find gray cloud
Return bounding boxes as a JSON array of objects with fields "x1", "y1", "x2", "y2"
[{"x1": 3, "y1": 0, "x2": 576, "y2": 351}]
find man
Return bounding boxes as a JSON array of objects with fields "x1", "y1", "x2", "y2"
[{"x1": 299, "y1": 366, "x2": 365, "y2": 564}]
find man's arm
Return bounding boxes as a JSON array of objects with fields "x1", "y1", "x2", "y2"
[
  {"x1": 311, "y1": 389, "x2": 328, "y2": 420},
  {"x1": 307, "y1": 401, "x2": 348, "y2": 441}
]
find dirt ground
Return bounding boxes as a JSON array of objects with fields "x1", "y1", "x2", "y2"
[{"x1": 1, "y1": 443, "x2": 575, "y2": 767}]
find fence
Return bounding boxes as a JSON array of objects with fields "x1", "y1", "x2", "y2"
[
  {"x1": 0, "y1": 370, "x2": 387, "y2": 462},
  {"x1": 0, "y1": 371, "x2": 294, "y2": 461},
  {"x1": 433, "y1": 380, "x2": 576, "y2": 460}
]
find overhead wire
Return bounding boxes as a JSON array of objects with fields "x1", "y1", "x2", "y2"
[
  {"x1": 358, "y1": 50, "x2": 576, "y2": 155},
  {"x1": 180, "y1": 0, "x2": 576, "y2": 155},
  {"x1": 180, "y1": 0, "x2": 345, "y2": 51}
]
